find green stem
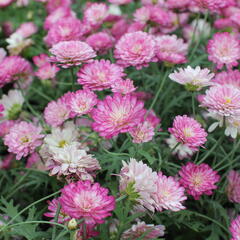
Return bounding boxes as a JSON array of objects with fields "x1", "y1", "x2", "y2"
[
  {"x1": 70, "y1": 68, "x2": 75, "y2": 91},
  {"x1": 192, "y1": 92, "x2": 196, "y2": 117},
  {"x1": 52, "y1": 203, "x2": 61, "y2": 240},
  {"x1": 116, "y1": 195, "x2": 127, "y2": 202}
]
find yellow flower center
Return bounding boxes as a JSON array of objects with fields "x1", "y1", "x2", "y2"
[
  {"x1": 58, "y1": 140, "x2": 67, "y2": 148},
  {"x1": 224, "y1": 97, "x2": 232, "y2": 104},
  {"x1": 20, "y1": 136, "x2": 30, "y2": 143},
  {"x1": 183, "y1": 127, "x2": 194, "y2": 137}
]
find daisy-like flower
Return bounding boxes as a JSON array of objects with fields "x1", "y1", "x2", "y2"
[
  {"x1": 46, "y1": 0, "x2": 71, "y2": 13},
  {"x1": 155, "y1": 35, "x2": 188, "y2": 65},
  {"x1": 35, "y1": 63, "x2": 59, "y2": 81},
  {"x1": 194, "y1": 0, "x2": 235, "y2": 12},
  {"x1": 111, "y1": 78, "x2": 136, "y2": 95},
  {"x1": 166, "y1": 0, "x2": 190, "y2": 9},
  {"x1": 33, "y1": 53, "x2": 49, "y2": 67},
  {"x1": 114, "y1": 31, "x2": 156, "y2": 69},
  {"x1": 0, "y1": 120, "x2": 16, "y2": 137},
  {"x1": 91, "y1": 93, "x2": 146, "y2": 138},
  {"x1": 168, "y1": 115, "x2": 207, "y2": 151},
  {"x1": 4, "y1": 121, "x2": 44, "y2": 160},
  {"x1": 0, "y1": 0, "x2": 14, "y2": 8},
  {"x1": 0, "y1": 90, "x2": 24, "y2": 120},
  {"x1": 227, "y1": 170, "x2": 240, "y2": 203},
  {"x1": 0, "y1": 56, "x2": 32, "y2": 88},
  {"x1": 44, "y1": 198, "x2": 70, "y2": 223},
  {"x1": 169, "y1": 66, "x2": 214, "y2": 91},
  {"x1": 166, "y1": 134, "x2": 194, "y2": 160},
  {"x1": 77, "y1": 60, "x2": 125, "y2": 91},
  {"x1": 152, "y1": 172, "x2": 186, "y2": 212},
  {"x1": 121, "y1": 221, "x2": 165, "y2": 240},
  {"x1": 207, "y1": 32, "x2": 240, "y2": 70},
  {"x1": 179, "y1": 162, "x2": 220, "y2": 200},
  {"x1": 230, "y1": 216, "x2": 240, "y2": 240},
  {"x1": 70, "y1": 89, "x2": 97, "y2": 117},
  {"x1": 129, "y1": 121, "x2": 155, "y2": 144},
  {"x1": 49, "y1": 41, "x2": 96, "y2": 68},
  {"x1": 59, "y1": 180, "x2": 115, "y2": 224},
  {"x1": 119, "y1": 158, "x2": 158, "y2": 212},
  {"x1": 108, "y1": 0, "x2": 132, "y2": 4}
]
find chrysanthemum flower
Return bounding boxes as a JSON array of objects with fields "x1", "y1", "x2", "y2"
[
  {"x1": 119, "y1": 158, "x2": 158, "y2": 212},
  {"x1": 0, "y1": 120, "x2": 16, "y2": 137},
  {"x1": 91, "y1": 93, "x2": 146, "y2": 138},
  {"x1": 33, "y1": 53, "x2": 49, "y2": 67},
  {"x1": 49, "y1": 40, "x2": 96, "y2": 68},
  {"x1": 129, "y1": 121, "x2": 155, "y2": 144},
  {"x1": 0, "y1": 90, "x2": 24, "y2": 120},
  {"x1": 207, "y1": 32, "x2": 240, "y2": 70},
  {"x1": 121, "y1": 221, "x2": 165, "y2": 240},
  {"x1": 146, "y1": 110, "x2": 161, "y2": 128},
  {"x1": 4, "y1": 121, "x2": 44, "y2": 160},
  {"x1": 153, "y1": 172, "x2": 186, "y2": 211},
  {"x1": 227, "y1": 170, "x2": 240, "y2": 203},
  {"x1": 108, "y1": 0, "x2": 132, "y2": 4},
  {"x1": 70, "y1": 89, "x2": 97, "y2": 117},
  {"x1": 15, "y1": 22, "x2": 37, "y2": 38},
  {"x1": 230, "y1": 216, "x2": 240, "y2": 240},
  {"x1": 86, "y1": 32, "x2": 114, "y2": 55},
  {"x1": 193, "y1": 0, "x2": 235, "y2": 12},
  {"x1": 59, "y1": 180, "x2": 115, "y2": 224},
  {"x1": 0, "y1": 0, "x2": 14, "y2": 8},
  {"x1": 179, "y1": 162, "x2": 220, "y2": 200},
  {"x1": 46, "y1": 0, "x2": 71, "y2": 13},
  {"x1": 168, "y1": 115, "x2": 207, "y2": 151},
  {"x1": 35, "y1": 63, "x2": 59, "y2": 81},
  {"x1": 0, "y1": 56, "x2": 32, "y2": 87},
  {"x1": 155, "y1": 35, "x2": 188, "y2": 65},
  {"x1": 166, "y1": 134, "x2": 194, "y2": 160},
  {"x1": 114, "y1": 31, "x2": 156, "y2": 69},
  {"x1": 169, "y1": 66, "x2": 214, "y2": 91},
  {"x1": 166, "y1": 0, "x2": 190, "y2": 9},
  {"x1": 111, "y1": 78, "x2": 136, "y2": 95},
  {"x1": 44, "y1": 198, "x2": 70, "y2": 223},
  {"x1": 77, "y1": 60, "x2": 125, "y2": 91}
]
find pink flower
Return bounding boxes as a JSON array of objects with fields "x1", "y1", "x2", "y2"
[
  {"x1": 0, "y1": 104, "x2": 4, "y2": 117},
  {"x1": 194, "y1": 0, "x2": 235, "y2": 12},
  {"x1": 35, "y1": 63, "x2": 59, "y2": 81},
  {"x1": 213, "y1": 70, "x2": 240, "y2": 89},
  {"x1": 33, "y1": 54, "x2": 49, "y2": 67},
  {"x1": 44, "y1": 98, "x2": 70, "y2": 127},
  {"x1": 49, "y1": 41, "x2": 96, "y2": 68},
  {"x1": 4, "y1": 121, "x2": 44, "y2": 160},
  {"x1": 168, "y1": 115, "x2": 207, "y2": 151},
  {"x1": 114, "y1": 31, "x2": 156, "y2": 69},
  {"x1": 201, "y1": 85, "x2": 240, "y2": 117},
  {"x1": 153, "y1": 172, "x2": 186, "y2": 212},
  {"x1": 207, "y1": 32, "x2": 240, "y2": 70},
  {"x1": 59, "y1": 180, "x2": 115, "y2": 224},
  {"x1": 15, "y1": 22, "x2": 37, "y2": 38},
  {"x1": 44, "y1": 198, "x2": 70, "y2": 223},
  {"x1": 0, "y1": 120, "x2": 16, "y2": 137},
  {"x1": 45, "y1": 17, "x2": 83, "y2": 46},
  {"x1": 77, "y1": 223, "x2": 99, "y2": 239},
  {"x1": 0, "y1": 153, "x2": 14, "y2": 169},
  {"x1": 91, "y1": 93, "x2": 146, "y2": 138},
  {"x1": 230, "y1": 216, "x2": 240, "y2": 240},
  {"x1": 227, "y1": 170, "x2": 240, "y2": 203},
  {"x1": 70, "y1": 89, "x2": 98, "y2": 117},
  {"x1": 46, "y1": 0, "x2": 71, "y2": 13},
  {"x1": 129, "y1": 121, "x2": 155, "y2": 144},
  {"x1": 111, "y1": 78, "x2": 136, "y2": 95},
  {"x1": 0, "y1": 56, "x2": 32, "y2": 87},
  {"x1": 179, "y1": 162, "x2": 220, "y2": 200},
  {"x1": 0, "y1": 0, "x2": 14, "y2": 8},
  {"x1": 77, "y1": 59, "x2": 125, "y2": 91},
  {"x1": 0, "y1": 48, "x2": 6, "y2": 63},
  {"x1": 121, "y1": 221, "x2": 165, "y2": 240},
  {"x1": 119, "y1": 158, "x2": 158, "y2": 212},
  {"x1": 86, "y1": 32, "x2": 114, "y2": 54},
  {"x1": 108, "y1": 0, "x2": 132, "y2": 4},
  {"x1": 26, "y1": 152, "x2": 41, "y2": 169},
  {"x1": 166, "y1": 0, "x2": 190, "y2": 9},
  {"x1": 146, "y1": 110, "x2": 161, "y2": 128},
  {"x1": 155, "y1": 35, "x2": 188, "y2": 64}
]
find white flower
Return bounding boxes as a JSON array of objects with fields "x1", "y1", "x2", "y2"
[
  {"x1": 0, "y1": 90, "x2": 24, "y2": 120},
  {"x1": 191, "y1": 19, "x2": 211, "y2": 40}
]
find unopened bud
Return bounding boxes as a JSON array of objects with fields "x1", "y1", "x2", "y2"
[{"x1": 68, "y1": 218, "x2": 78, "y2": 230}]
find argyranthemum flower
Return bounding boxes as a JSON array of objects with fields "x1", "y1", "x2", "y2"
[
  {"x1": 44, "y1": 198, "x2": 70, "y2": 223},
  {"x1": 129, "y1": 121, "x2": 155, "y2": 144},
  {"x1": 59, "y1": 180, "x2": 115, "y2": 224},
  {"x1": 119, "y1": 158, "x2": 158, "y2": 212},
  {"x1": 207, "y1": 32, "x2": 240, "y2": 70},
  {"x1": 227, "y1": 170, "x2": 240, "y2": 203},
  {"x1": 111, "y1": 78, "x2": 136, "y2": 95},
  {"x1": 168, "y1": 115, "x2": 207, "y2": 151},
  {"x1": 77, "y1": 60, "x2": 125, "y2": 91},
  {"x1": 70, "y1": 89, "x2": 97, "y2": 117},
  {"x1": 179, "y1": 162, "x2": 220, "y2": 200},
  {"x1": 0, "y1": 56, "x2": 32, "y2": 87},
  {"x1": 152, "y1": 172, "x2": 186, "y2": 212},
  {"x1": 121, "y1": 221, "x2": 165, "y2": 240},
  {"x1": 4, "y1": 121, "x2": 44, "y2": 160},
  {"x1": 230, "y1": 216, "x2": 240, "y2": 240},
  {"x1": 91, "y1": 93, "x2": 146, "y2": 138},
  {"x1": 155, "y1": 35, "x2": 188, "y2": 65},
  {"x1": 49, "y1": 41, "x2": 96, "y2": 68},
  {"x1": 169, "y1": 66, "x2": 214, "y2": 91},
  {"x1": 0, "y1": 90, "x2": 24, "y2": 120},
  {"x1": 114, "y1": 31, "x2": 156, "y2": 69}
]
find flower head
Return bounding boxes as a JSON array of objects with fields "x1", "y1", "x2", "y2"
[
  {"x1": 114, "y1": 31, "x2": 156, "y2": 69},
  {"x1": 179, "y1": 162, "x2": 220, "y2": 200},
  {"x1": 35, "y1": 63, "x2": 59, "y2": 81},
  {"x1": 207, "y1": 32, "x2": 240, "y2": 70},
  {"x1": 4, "y1": 121, "x2": 44, "y2": 160},
  {"x1": 49, "y1": 41, "x2": 96, "y2": 68},
  {"x1": 213, "y1": 70, "x2": 240, "y2": 89},
  {"x1": 168, "y1": 115, "x2": 207, "y2": 151},
  {"x1": 91, "y1": 93, "x2": 146, "y2": 138},
  {"x1": 111, "y1": 78, "x2": 136, "y2": 95},
  {"x1": 230, "y1": 216, "x2": 240, "y2": 240},
  {"x1": 227, "y1": 170, "x2": 240, "y2": 203},
  {"x1": 59, "y1": 180, "x2": 115, "y2": 224},
  {"x1": 194, "y1": 0, "x2": 235, "y2": 12}
]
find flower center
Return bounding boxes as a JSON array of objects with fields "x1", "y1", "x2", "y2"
[
  {"x1": 224, "y1": 97, "x2": 232, "y2": 104},
  {"x1": 58, "y1": 140, "x2": 67, "y2": 148},
  {"x1": 20, "y1": 136, "x2": 30, "y2": 143},
  {"x1": 192, "y1": 174, "x2": 203, "y2": 187},
  {"x1": 183, "y1": 127, "x2": 194, "y2": 138}
]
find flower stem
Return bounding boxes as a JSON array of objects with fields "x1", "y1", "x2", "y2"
[
  {"x1": 70, "y1": 68, "x2": 75, "y2": 91},
  {"x1": 192, "y1": 92, "x2": 196, "y2": 117},
  {"x1": 52, "y1": 202, "x2": 61, "y2": 240}
]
